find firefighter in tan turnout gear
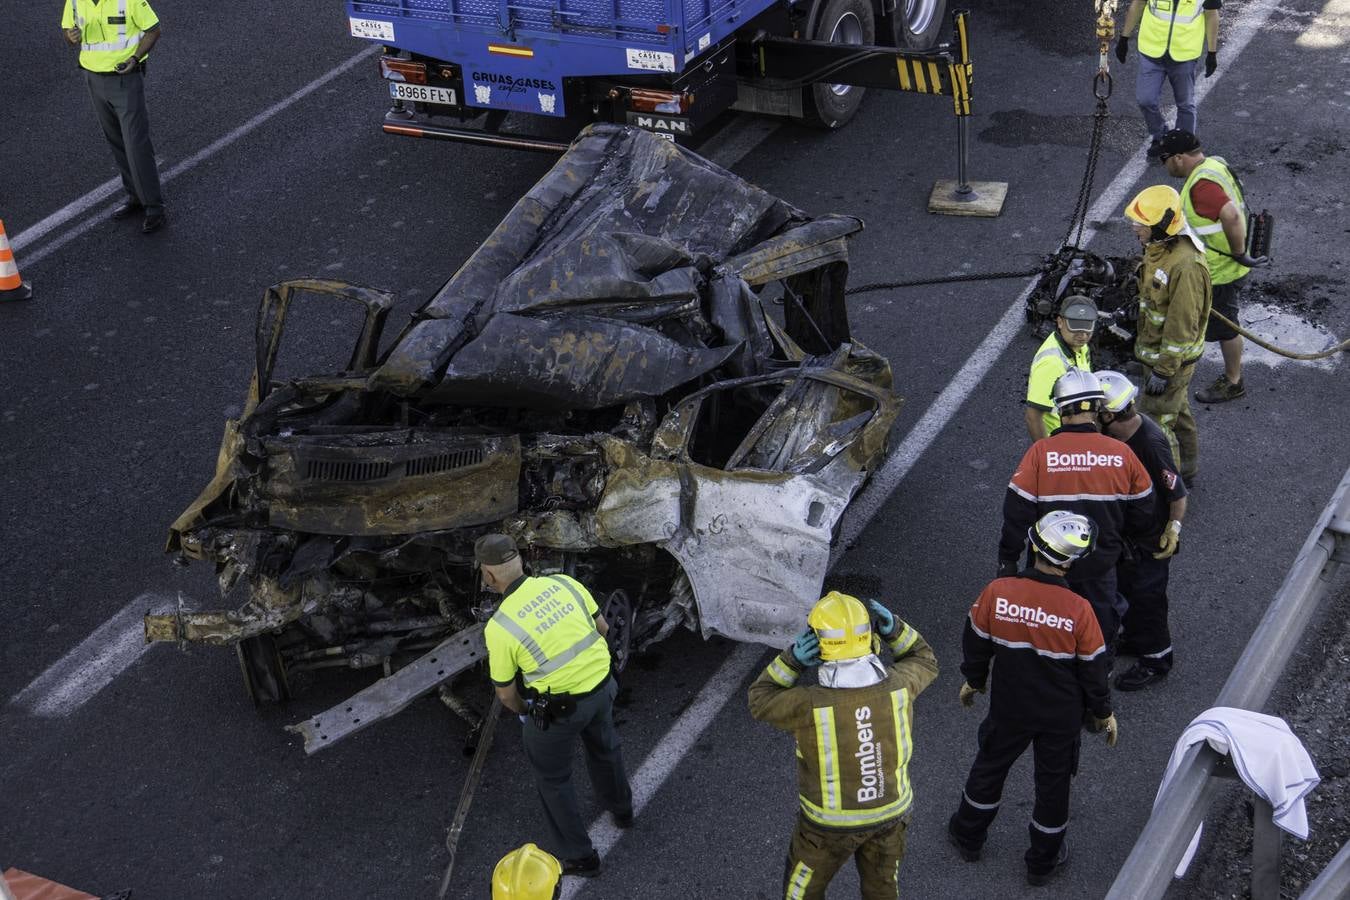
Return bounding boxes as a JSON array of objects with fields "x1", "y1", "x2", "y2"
[{"x1": 749, "y1": 591, "x2": 938, "y2": 900}]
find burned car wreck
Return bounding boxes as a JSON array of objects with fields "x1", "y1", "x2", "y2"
[{"x1": 147, "y1": 124, "x2": 900, "y2": 752}]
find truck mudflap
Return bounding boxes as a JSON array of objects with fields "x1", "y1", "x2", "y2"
[{"x1": 286, "y1": 623, "x2": 487, "y2": 755}]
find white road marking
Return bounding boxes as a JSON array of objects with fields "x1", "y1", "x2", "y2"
[
  {"x1": 565, "y1": 0, "x2": 1284, "y2": 891},
  {"x1": 8, "y1": 594, "x2": 171, "y2": 718},
  {"x1": 10, "y1": 45, "x2": 381, "y2": 267},
  {"x1": 557, "y1": 642, "x2": 764, "y2": 900}
]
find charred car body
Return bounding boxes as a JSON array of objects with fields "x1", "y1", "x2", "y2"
[
  {"x1": 147, "y1": 125, "x2": 900, "y2": 750},
  {"x1": 1024, "y1": 246, "x2": 1143, "y2": 371}
]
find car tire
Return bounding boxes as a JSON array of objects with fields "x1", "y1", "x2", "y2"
[
  {"x1": 237, "y1": 633, "x2": 290, "y2": 707},
  {"x1": 802, "y1": 0, "x2": 876, "y2": 130},
  {"x1": 893, "y1": 0, "x2": 946, "y2": 50},
  {"x1": 601, "y1": 589, "x2": 634, "y2": 675}
]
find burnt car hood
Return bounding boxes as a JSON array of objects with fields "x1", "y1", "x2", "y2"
[{"x1": 369, "y1": 124, "x2": 862, "y2": 405}]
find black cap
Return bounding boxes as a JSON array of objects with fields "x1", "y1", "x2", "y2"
[
  {"x1": 1158, "y1": 129, "x2": 1201, "y2": 159},
  {"x1": 474, "y1": 534, "x2": 519, "y2": 566}
]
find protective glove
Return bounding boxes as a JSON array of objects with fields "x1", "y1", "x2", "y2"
[
  {"x1": 1233, "y1": 252, "x2": 1270, "y2": 268},
  {"x1": 1144, "y1": 372, "x2": 1170, "y2": 396},
  {"x1": 791, "y1": 629, "x2": 821, "y2": 668},
  {"x1": 959, "y1": 683, "x2": 984, "y2": 708},
  {"x1": 1154, "y1": 520, "x2": 1182, "y2": 560},
  {"x1": 996, "y1": 559, "x2": 1019, "y2": 578},
  {"x1": 1115, "y1": 36, "x2": 1129, "y2": 64},
  {"x1": 1204, "y1": 50, "x2": 1217, "y2": 77},
  {"x1": 1094, "y1": 713, "x2": 1119, "y2": 747},
  {"x1": 866, "y1": 599, "x2": 897, "y2": 639}
]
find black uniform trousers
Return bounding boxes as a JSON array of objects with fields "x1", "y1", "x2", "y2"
[
  {"x1": 1118, "y1": 549, "x2": 1174, "y2": 671},
  {"x1": 949, "y1": 716, "x2": 1080, "y2": 876},
  {"x1": 1066, "y1": 567, "x2": 1125, "y2": 653},
  {"x1": 84, "y1": 68, "x2": 164, "y2": 213},
  {"x1": 520, "y1": 676, "x2": 632, "y2": 860}
]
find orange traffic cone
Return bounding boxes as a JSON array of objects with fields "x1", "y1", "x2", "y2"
[{"x1": 1, "y1": 219, "x2": 34, "y2": 302}]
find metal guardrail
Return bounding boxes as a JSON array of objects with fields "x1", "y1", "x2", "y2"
[
  {"x1": 1106, "y1": 463, "x2": 1350, "y2": 900},
  {"x1": 1299, "y1": 838, "x2": 1350, "y2": 899}
]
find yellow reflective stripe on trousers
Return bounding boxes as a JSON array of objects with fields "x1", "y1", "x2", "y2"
[
  {"x1": 785, "y1": 861, "x2": 813, "y2": 900},
  {"x1": 891, "y1": 688, "x2": 913, "y2": 811},
  {"x1": 813, "y1": 707, "x2": 839, "y2": 813}
]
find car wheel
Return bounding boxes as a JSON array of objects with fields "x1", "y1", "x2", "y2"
[
  {"x1": 237, "y1": 634, "x2": 290, "y2": 707},
  {"x1": 895, "y1": 0, "x2": 946, "y2": 50},
  {"x1": 802, "y1": 0, "x2": 876, "y2": 129},
  {"x1": 601, "y1": 589, "x2": 634, "y2": 675}
]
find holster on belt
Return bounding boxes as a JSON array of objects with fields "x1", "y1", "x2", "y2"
[{"x1": 526, "y1": 687, "x2": 577, "y2": 731}]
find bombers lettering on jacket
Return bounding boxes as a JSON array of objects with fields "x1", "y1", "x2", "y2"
[
  {"x1": 748, "y1": 621, "x2": 939, "y2": 831},
  {"x1": 962, "y1": 569, "x2": 1111, "y2": 732},
  {"x1": 1000, "y1": 423, "x2": 1154, "y2": 579}
]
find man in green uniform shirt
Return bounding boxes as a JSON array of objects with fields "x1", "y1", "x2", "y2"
[
  {"x1": 62, "y1": 0, "x2": 167, "y2": 233},
  {"x1": 479, "y1": 534, "x2": 632, "y2": 879},
  {"x1": 1024, "y1": 296, "x2": 1096, "y2": 442}
]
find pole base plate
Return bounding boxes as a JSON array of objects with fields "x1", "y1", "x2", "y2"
[{"x1": 928, "y1": 180, "x2": 1009, "y2": 217}]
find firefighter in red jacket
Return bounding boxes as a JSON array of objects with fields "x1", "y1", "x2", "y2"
[
  {"x1": 950, "y1": 511, "x2": 1118, "y2": 887},
  {"x1": 998, "y1": 369, "x2": 1154, "y2": 665}
]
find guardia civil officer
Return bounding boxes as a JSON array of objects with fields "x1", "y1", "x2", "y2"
[
  {"x1": 478, "y1": 534, "x2": 633, "y2": 878},
  {"x1": 1024, "y1": 295, "x2": 1097, "y2": 442},
  {"x1": 749, "y1": 591, "x2": 938, "y2": 900},
  {"x1": 492, "y1": 843, "x2": 562, "y2": 900},
  {"x1": 950, "y1": 511, "x2": 1118, "y2": 887},
  {"x1": 63, "y1": 0, "x2": 167, "y2": 233}
]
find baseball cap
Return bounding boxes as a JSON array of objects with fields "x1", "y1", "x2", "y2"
[
  {"x1": 1157, "y1": 129, "x2": 1201, "y2": 160},
  {"x1": 1059, "y1": 295, "x2": 1098, "y2": 332},
  {"x1": 474, "y1": 533, "x2": 519, "y2": 566}
]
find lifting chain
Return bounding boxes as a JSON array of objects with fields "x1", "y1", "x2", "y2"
[{"x1": 848, "y1": 2, "x2": 1119, "y2": 296}]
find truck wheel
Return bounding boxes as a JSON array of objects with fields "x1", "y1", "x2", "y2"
[
  {"x1": 802, "y1": 0, "x2": 876, "y2": 129},
  {"x1": 895, "y1": 0, "x2": 946, "y2": 50},
  {"x1": 237, "y1": 634, "x2": 290, "y2": 707}
]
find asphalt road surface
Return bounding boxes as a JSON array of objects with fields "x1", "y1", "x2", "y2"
[{"x1": 2, "y1": 1, "x2": 1347, "y2": 898}]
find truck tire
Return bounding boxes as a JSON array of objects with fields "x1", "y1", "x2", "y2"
[
  {"x1": 802, "y1": 0, "x2": 876, "y2": 129},
  {"x1": 895, "y1": 0, "x2": 946, "y2": 50}
]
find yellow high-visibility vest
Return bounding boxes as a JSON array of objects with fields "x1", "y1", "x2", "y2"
[
  {"x1": 1181, "y1": 157, "x2": 1250, "y2": 286},
  {"x1": 62, "y1": 0, "x2": 158, "y2": 73},
  {"x1": 1138, "y1": 0, "x2": 1206, "y2": 62}
]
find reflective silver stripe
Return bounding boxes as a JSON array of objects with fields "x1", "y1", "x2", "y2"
[
  {"x1": 1031, "y1": 818, "x2": 1068, "y2": 834},
  {"x1": 525, "y1": 629, "x2": 603, "y2": 683},
  {"x1": 71, "y1": 0, "x2": 82, "y2": 28},
  {"x1": 81, "y1": 0, "x2": 142, "y2": 54},
  {"x1": 989, "y1": 635, "x2": 1076, "y2": 660},
  {"x1": 1142, "y1": 646, "x2": 1173, "y2": 659},
  {"x1": 816, "y1": 627, "x2": 846, "y2": 639},
  {"x1": 0, "y1": 260, "x2": 18, "y2": 278},
  {"x1": 889, "y1": 624, "x2": 919, "y2": 655},
  {"x1": 852, "y1": 622, "x2": 870, "y2": 635},
  {"x1": 1008, "y1": 482, "x2": 1038, "y2": 503},
  {"x1": 962, "y1": 790, "x2": 1000, "y2": 811},
  {"x1": 548, "y1": 574, "x2": 590, "y2": 610},
  {"x1": 1034, "y1": 489, "x2": 1154, "y2": 502},
  {"x1": 1193, "y1": 222, "x2": 1225, "y2": 235},
  {"x1": 1149, "y1": 0, "x2": 1202, "y2": 23},
  {"x1": 767, "y1": 658, "x2": 798, "y2": 687},
  {"x1": 1032, "y1": 345, "x2": 1071, "y2": 366},
  {"x1": 490, "y1": 610, "x2": 549, "y2": 667}
]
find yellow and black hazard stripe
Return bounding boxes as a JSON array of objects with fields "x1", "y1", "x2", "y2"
[{"x1": 894, "y1": 56, "x2": 949, "y2": 95}]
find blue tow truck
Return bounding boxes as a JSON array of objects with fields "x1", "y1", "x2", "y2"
[{"x1": 345, "y1": 0, "x2": 957, "y2": 148}]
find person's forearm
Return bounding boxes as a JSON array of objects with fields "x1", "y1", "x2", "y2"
[
  {"x1": 1169, "y1": 496, "x2": 1187, "y2": 524},
  {"x1": 1023, "y1": 405, "x2": 1047, "y2": 442},
  {"x1": 134, "y1": 27, "x2": 159, "y2": 60},
  {"x1": 1219, "y1": 203, "x2": 1247, "y2": 256},
  {"x1": 1122, "y1": 0, "x2": 1145, "y2": 37},
  {"x1": 1205, "y1": 9, "x2": 1219, "y2": 52}
]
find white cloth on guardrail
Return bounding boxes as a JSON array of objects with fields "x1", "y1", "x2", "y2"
[{"x1": 1155, "y1": 706, "x2": 1320, "y2": 876}]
